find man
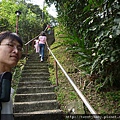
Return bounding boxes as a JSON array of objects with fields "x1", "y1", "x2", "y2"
[{"x1": 0, "y1": 31, "x2": 23, "y2": 119}]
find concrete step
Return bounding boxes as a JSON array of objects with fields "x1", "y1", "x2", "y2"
[
  {"x1": 25, "y1": 60, "x2": 48, "y2": 63},
  {"x1": 18, "y1": 81, "x2": 51, "y2": 87},
  {"x1": 27, "y1": 58, "x2": 48, "y2": 61},
  {"x1": 25, "y1": 62, "x2": 48, "y2": 66},
  {"x1": 19, "y1": 77, "x2": 49, "y2": 82},
  {"x1": 16, "y1": 86, "x2": 55, "y2": 94},
  {"x1": 21, "y1": 72, "x2": 50, "y2": 77},
  {"x1": 14, "y1": 100, "x2": 60, "y2": 113},
  {"x1": 20, "y1": 75, "x2": 49, "y2": 79},
  {"x1": 26, "y1": 60, "x2": 48, "y2": 63},
  {"x1": 22, "y1": 69, "x2": 49, "y2": 73},
  {"x1": 14, "y1": 109, "x2": 63, "y2": 115},
  {"x1": 24, "y1": 62, "x2": 48, "y2": 69},
  {"x1": 15, "y1": 92, "x2": 57, "y2": 102},
  {"x1": 14, "y1": 110, "x2": 64, "y2": 120},
  {"x1": 26, "y1": 56, "x2": 47, "y2": 59},
  {"x1": 22, "y1": 70, "x2": 49, "y2": 74},
  {"x1": 21, "y1": 72, "x2": 49, "y2": 76},
  {"x1": 24, "y1": 65, "x2": 49, "y2": 69}
]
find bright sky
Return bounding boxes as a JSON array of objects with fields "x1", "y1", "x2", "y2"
[
  {"x1": 26, "y1": 0, "x2": 58, "y2": 18},
  {"x1": 0, "y1": 0, "x2": 57, "y2": 17}
]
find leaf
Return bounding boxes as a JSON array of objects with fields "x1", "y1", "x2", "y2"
[{"x1": 110, "y1": 57, "x2": 115, "y2": 62}]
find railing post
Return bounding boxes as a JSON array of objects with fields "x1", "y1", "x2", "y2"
[
  {"x1": 25, "y1": 45, "x2": 28, "y2": 57},
  {"x1": 54, "y1": 60, "x2": 58, "y2": 86},
  {"x1": 32, "y1": 40, "x2": 35, "y2": 49},
  {"x1": 47, "y1": 49, "x2": 49, "y2": 63}
]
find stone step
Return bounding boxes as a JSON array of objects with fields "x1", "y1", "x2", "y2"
[
  {"x1": 14, "y1": 110, "x2": 64, "y2": 120},
  {"x1": 27, "y1": 58, "x2": 47, "y2": 60},
  {"x1": 26, "y1": 59, "x2": 48, "y2": 62},
  {"x1": 26, "y1": 60, "x2": 48, "y2": 63},
  {"x1": 19, "y1": 77, "x2": 49, "y2": 82},
  {"x1": 25, "y1": 62, "x2": 48, "y2": 65},
  {"x1": 22, "y1": 71, "x2": 49, "y2": 74},
  {"x1": 14, "y1": 100, "x2": 60, "y2": 113},
  {"x1": 22, "y1": 71, "x2": 49, "y2": 75},
  {"x1": 14, "y1": 109, "x2": 63, "y2": 115},
  {"x1": 20, "y1": 75, "x2": 49, "y2": 79},
  {"x1": 22, "y1": 69, "x2": 49, "y2": 73},
  {"x1": 27, "y1": 57, "x2": 48, "y2": 59},
  {"x1": 15, "y1": 92, "x2": 57, "y2": 102},
  {"x1": 24, "y1": 65, "x2": 49, "y2": 69},
  {"x1": 18, "y1": 81, "x2": 51, "y2": 87},
  {"x1": 21, "y1": 72, "x2": 50, "y2": 77},
  {"x1": 16, "y1": 86, "x2": 55, "y2": 94},
  {"x1": 27, "y1": 56, "x2": 47, "y2": 58}
]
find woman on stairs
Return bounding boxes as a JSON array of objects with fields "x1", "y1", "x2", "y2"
[
  {"x1": 0, "y1": 31, "x2": 23, "y2": 120},
  {"x1": 38, "y1": 31, "x2": 48, "y2": 62}
]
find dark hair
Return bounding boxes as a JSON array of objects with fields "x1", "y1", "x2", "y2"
[
  {"x1": 0, "y1": 31, "x2": 23, "y2": 47},
  {"x1": 40, "y1": 31, "x2": 46, "y2": 36}
]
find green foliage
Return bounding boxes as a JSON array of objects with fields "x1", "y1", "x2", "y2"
[
  {"x1": 69, "y1": 91, "x2": 77, "y2": 100},
  {"x1": 106, "y1": 91, "x2": 120, "y2": 101},
  {"x1": 12, "y1": 58, "x2": 26, "y2": 99},
  {"x1": 57, "y1": 90, "x2": 65, "y2": 104},
  {"x1": 46, "y1": 0, "x2": 120, "y2": 89},
  {"x1": 0, "y1": 0, "x2": 56, "y2": 44},
  {"x1": 60, "y1": 31, "x2": 92, "y2": 73}
]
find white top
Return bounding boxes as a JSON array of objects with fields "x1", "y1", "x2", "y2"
[{"x1": 1, "y1": 88, "x2": 14, "y2": 114}]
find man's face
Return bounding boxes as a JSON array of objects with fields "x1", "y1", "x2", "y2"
[{"x1": 0, "y1": 38, "x2": 22, "y2": 69}]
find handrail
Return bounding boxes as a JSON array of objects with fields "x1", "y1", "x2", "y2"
[
  {"x1": 47, "y1": 45, "x2": 100, "y2": 120},
  {"x1": 24, "y1": 36, "x2": 38, "y2": 46},
  {"x1": 25, "y1": 25, "x2": 49, "y2": 46},
  {"x1": 24, "y1": 35, "x2": 39, "y2": 57}
]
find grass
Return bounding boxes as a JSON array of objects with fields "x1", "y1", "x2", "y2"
[
  {"x1": 48, "y1": 28, "x2": 84, "y2": 113},
  {"x1": 12, "y1": 57, "x2": 26, "y2": 100},
  {"x1": 48, "y1": 27, "x2": 120, "y2": 114}
]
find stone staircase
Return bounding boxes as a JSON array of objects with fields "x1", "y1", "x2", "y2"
[{"x1": 13, "y1": 51, "x2": 64, "y2": 120}]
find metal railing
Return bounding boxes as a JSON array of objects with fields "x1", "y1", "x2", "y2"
[
  {"x1": 24, "y1": 32, "x2": 100, "y2": 120},
  {"x1": 47, "y1": 45, "x2": 100, "y2": 120}
]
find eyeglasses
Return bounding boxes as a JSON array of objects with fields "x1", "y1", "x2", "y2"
[{"x1": 0, "y1": 43, "x2": 23, "y2": 52}]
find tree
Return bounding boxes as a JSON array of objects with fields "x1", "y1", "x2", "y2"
[
  {"x1": 0, "y1": 0, "x2": 54, "y2": 44},
  {"x1": 45, "y1": 0, "x2": 120, "y2": 89}
]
